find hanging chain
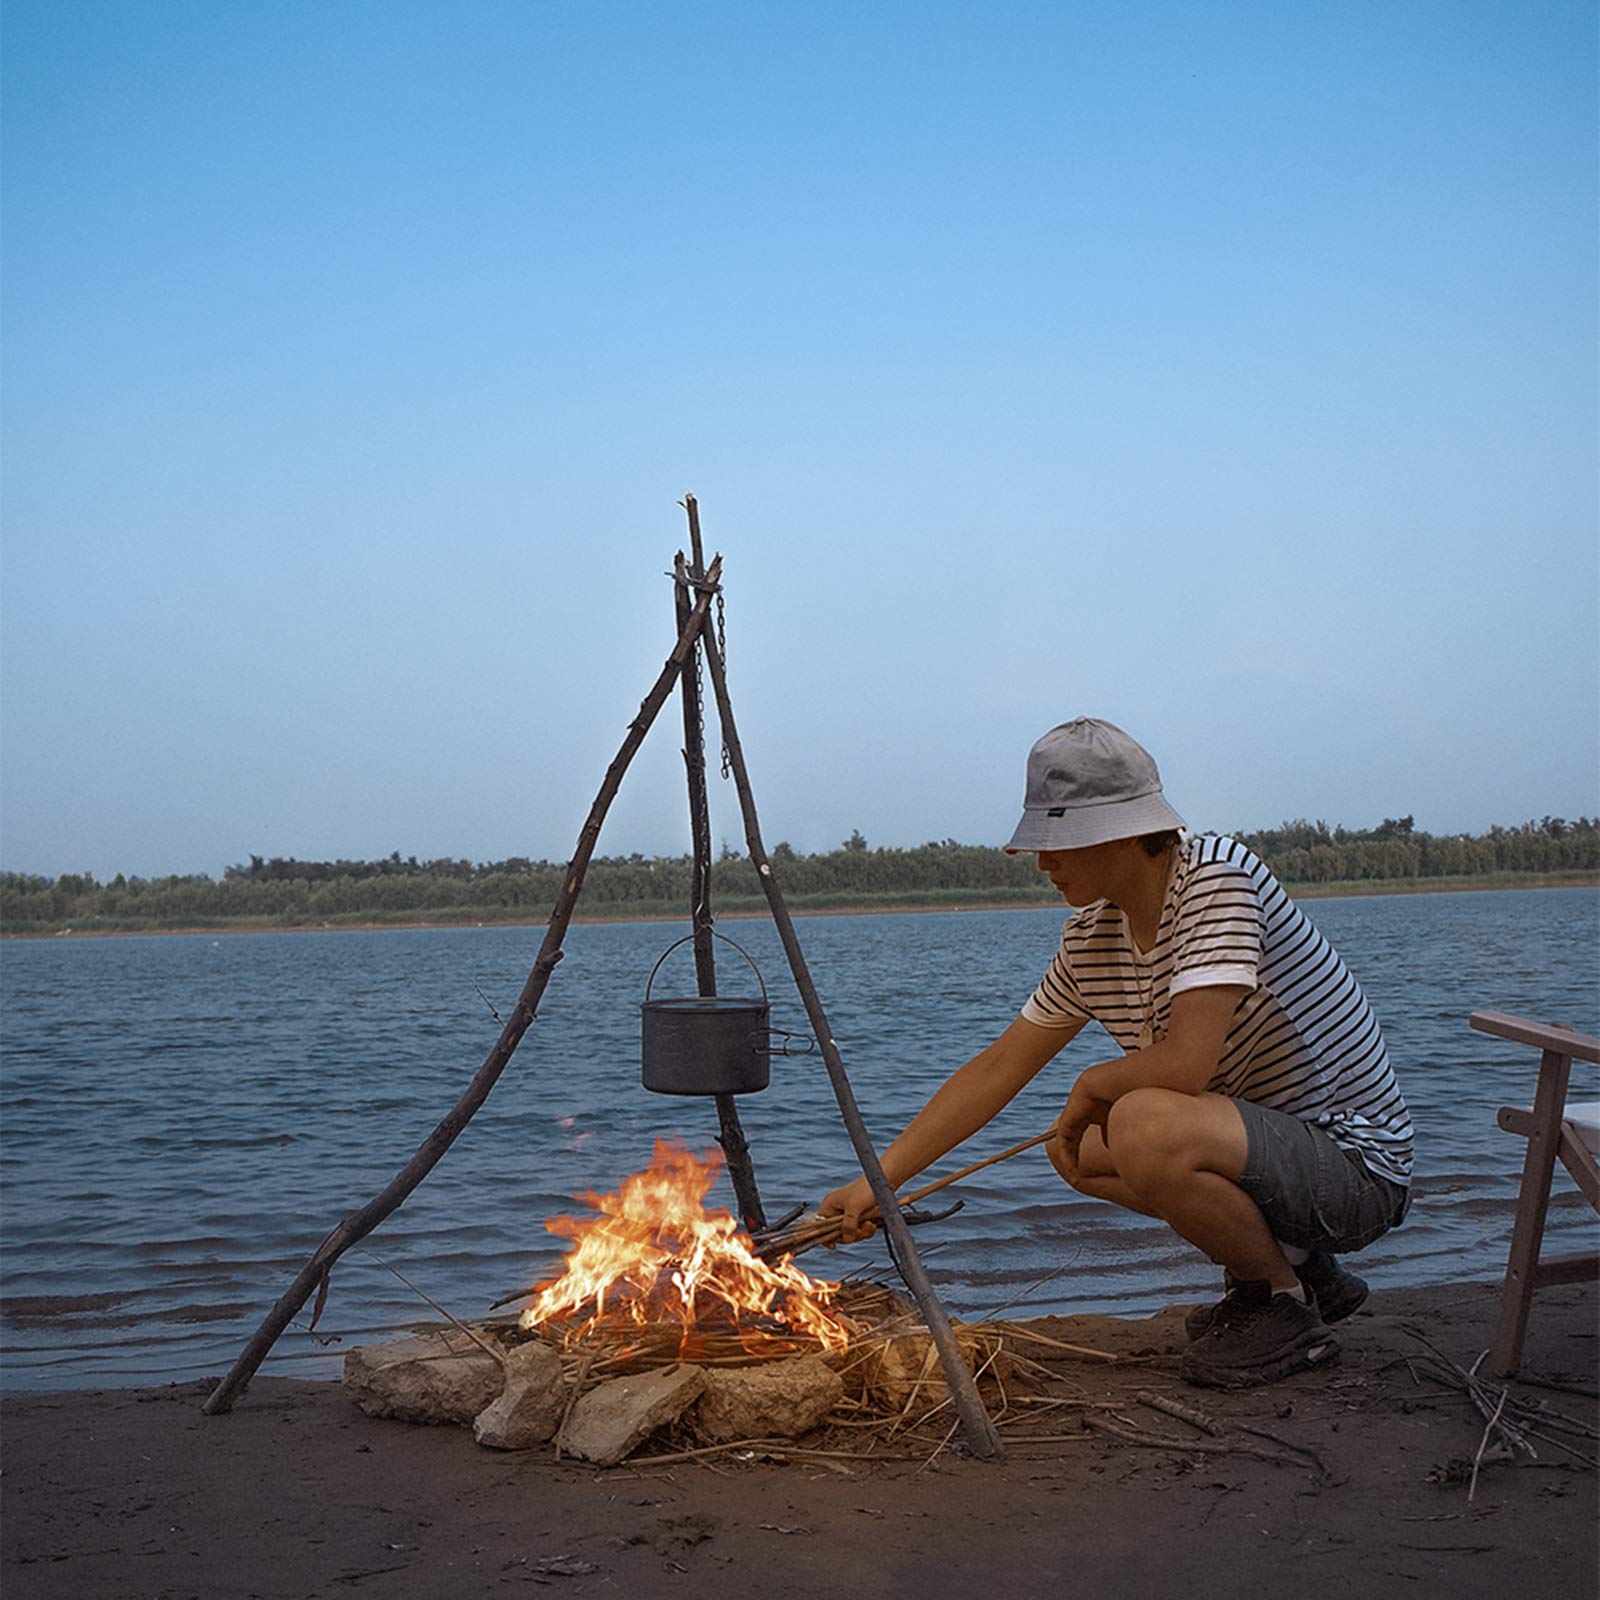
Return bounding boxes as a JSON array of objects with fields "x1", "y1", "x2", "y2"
[
  {"x1": 685, "y1": 582, "x2": 715, "y2": 925},
  {"x1": 692, "y1": 623, "x2": 707, "y2": 740},
  {"x1": 715, "y1": 589, "x2": 731, "y2": 779}
]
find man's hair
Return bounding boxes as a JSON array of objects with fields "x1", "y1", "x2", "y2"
[{"x1": 1138, "y1": 829, "x2": 1180, "y2": 858}]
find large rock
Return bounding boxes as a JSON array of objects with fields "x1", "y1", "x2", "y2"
[
  {"x1": 474, "y1": 1340, "x2": 567, "y2": 1450},
  {"x1": 692, "y1": 1355, "x2": 843, "y2": 1443},
  {"x1": 558, "y1": 1363, "x2": 706, "y2": 1466},
  {"x1": 343, "y1": 1328, "x2": 505, "y2": 1424}
]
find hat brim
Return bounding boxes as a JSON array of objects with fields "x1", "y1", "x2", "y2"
[{"x1": 1003, "y1": 792, "x2": 1186, "y2": 854}]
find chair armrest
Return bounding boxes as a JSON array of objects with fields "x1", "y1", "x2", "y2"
[{"x1": 1470, "y1": 1010, "x2": 1600, "y2": 1063}]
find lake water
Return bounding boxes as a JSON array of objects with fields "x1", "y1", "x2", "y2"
[{"x1": 2, "y1": 887, "x2": 1597, "y2": 1392}]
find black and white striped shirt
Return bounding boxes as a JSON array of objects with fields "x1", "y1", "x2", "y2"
[{"x1": 1021, "y1": 834, "x2": 1413, "y2": 1186}]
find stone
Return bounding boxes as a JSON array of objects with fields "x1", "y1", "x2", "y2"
[
  {"x1": 473, "y1": 1340, "x2": 567, "y2": 1450},
  {"x1": 691, "y1": 1355, "x2": 843, "y2": 1443},
  {"x1": 343, "y1": 1327, "x2": 504, "y2": 1425},
  {"x1": 558, "y1": 1363, "x2": 706, "y2": 1466}
]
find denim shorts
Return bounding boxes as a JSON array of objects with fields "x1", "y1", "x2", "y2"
[{"x1": 1232, "y1": 1098, "x2": 1410, "y2": 1254}]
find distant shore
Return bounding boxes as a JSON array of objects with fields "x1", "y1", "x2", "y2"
[{"x1": 4, "y1": 870, "x2": 1594, "y2": 941}]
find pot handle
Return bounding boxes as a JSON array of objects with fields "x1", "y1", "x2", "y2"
[
  {"x1": 643, "y1": 929, "x2": 769, "y2": 1005},
  {"x1": 759, "y1": 1028, "x2": 815, "y2": 1057}
]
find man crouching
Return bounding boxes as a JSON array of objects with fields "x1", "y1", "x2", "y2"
[{"x1": 820, "y1": 717, "x2": 1412, "y2": 1388}]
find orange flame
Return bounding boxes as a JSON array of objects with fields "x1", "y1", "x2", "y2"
[{"x1": 520, "y1": 1139, "x2": 849, "y2": 1354}]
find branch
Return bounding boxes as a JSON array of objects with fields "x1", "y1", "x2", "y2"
[{"x1": 200, "y1": 562, "x2": 722, "y2": 1415}]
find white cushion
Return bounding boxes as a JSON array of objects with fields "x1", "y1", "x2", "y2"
[{"x1": 1563, "y1": 1100, "x2": 1600, "y2": 1155}]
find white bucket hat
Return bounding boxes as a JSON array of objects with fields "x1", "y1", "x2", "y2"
[{"x1": 1004, "y1": 718, "x2": 1185, "y2": 853}]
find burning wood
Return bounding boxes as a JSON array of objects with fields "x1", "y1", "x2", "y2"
[{"x1": 518, "y1": 1139, "x2": 851, "y2": 1360}]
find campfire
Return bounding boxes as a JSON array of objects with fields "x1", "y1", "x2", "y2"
[
  {"x1": 518, "y1": 1139, "x2": 852, "y2": 1365},
  {"x1": 342, "y1": 1138, "x2": 1018, "y2": 1465}
]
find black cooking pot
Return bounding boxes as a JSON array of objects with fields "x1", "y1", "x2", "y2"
[{"x1": 640, "y1": 932, "x2": 811, "y2": 1096}]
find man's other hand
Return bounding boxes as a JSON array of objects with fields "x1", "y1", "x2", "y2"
[{"x1": 1053, "y1": 1080, "x2": 1111, "y2": 1186}]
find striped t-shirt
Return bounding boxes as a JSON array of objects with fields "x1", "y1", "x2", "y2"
[{"x1": 1021, "y1": 834, "x2": 1413, "y2": 1186}]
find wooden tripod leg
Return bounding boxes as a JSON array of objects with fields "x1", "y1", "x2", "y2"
[
  {"x1": 675, "y1": 527, "x2": 765, "y2": 1232},
  {"x1": 698, "y1": 593, "x2": 1003, "y2": 1461},
  {"x1": 201, "y1": 563, "x2": 722, "y2": 1416}
]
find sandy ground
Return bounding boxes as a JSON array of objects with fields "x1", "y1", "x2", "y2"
[{"x1": 3, "y1": 1279, "x2": 1595, "y2": 1600}]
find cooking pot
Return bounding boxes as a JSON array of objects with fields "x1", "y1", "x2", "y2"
[{"x1": 640, "y1": 932, "x2": 812, "y2": 1096}]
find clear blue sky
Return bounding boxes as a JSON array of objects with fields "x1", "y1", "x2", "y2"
[{"x1": 3, "y1": 1, "x2": 1595, "y2": 880}]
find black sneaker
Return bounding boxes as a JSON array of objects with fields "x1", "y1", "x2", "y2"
[
  {"x1": 1180, "y1": 1280, "x2": 1340, "y2": 1389},
  {"x1": 1298, "y1": 1250, "x2": 1368, "y2": 1323},
  {"x1": 1183, "y1": 1273, "x2": 1244, "y2": 1343},
  {"x1": 1184, "y1": 1252, "x2": 1367, "y2": 1342}
]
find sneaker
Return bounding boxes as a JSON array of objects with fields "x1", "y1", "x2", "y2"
[
  {"x1": 1298, "y1": 1250, "x2": 1368, "y2": 1324},
  {"x1": 1183, "y1": 1273, "x2": 1243, "y2": 1343},
  {"x1": 1184, "y1": 1251, "x2": 1367, "y2": 1342},
  {"x1": 1180, "y1": 1280, "x2": 1340, "y2": 1390}
]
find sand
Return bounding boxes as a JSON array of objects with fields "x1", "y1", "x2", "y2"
[{"x1": 3, "y1": 1279, "x2": 1594, "y2": 1600}]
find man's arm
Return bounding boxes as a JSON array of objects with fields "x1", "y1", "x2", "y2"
[
  {"x1": 1054, "y1": 983, "x2": 1250, "y2": 1182},
  {"x1": 819, "y1": 1014, "x2": 1082, "y2": 1239}
]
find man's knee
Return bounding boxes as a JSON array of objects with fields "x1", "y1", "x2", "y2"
[
  {"x1": 1106, "y1": 1089, "x2": 1248, "y2": 1185},
  {"x1": 1105, "y1": 1087, "x2": 1191, "y2": 1167}
]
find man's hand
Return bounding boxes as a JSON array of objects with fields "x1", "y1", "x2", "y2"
[
  {"x1": 1053, "y1": 1075, "x2": 1112, "y2": 1186},
  {"x1": 817, "y1": 1175, "x2": 881, "y2": 1243},
  {"x1": 815, "y1": 1016, "x2": 1077, "y2": 1245}
]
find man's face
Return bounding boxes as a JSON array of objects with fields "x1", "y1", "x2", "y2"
[{"x1": 1036, "y1": 840, "x2": 1133, "y2": 906}]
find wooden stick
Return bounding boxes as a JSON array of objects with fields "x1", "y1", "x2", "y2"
[
  {"x1": 1133, "y1": 1388, "x2": 1223, "y2": 1436},
  {"x1": 674, "y1": 516, "x2": 765, "y2": 1234},
  {"x1": 755, "y1": 1129, "x2": 1058, "y2": 1260},
  {"x1": 627, "y1": 1440, "x2": 926, "y2": 1467},
  {"x1": 902, "y1": 1130, "x2": 1057, "y2": 1205},
  {"x1": 986, "y1": 1325, "x2": 1121, "y2": 1363},
  {"x1": 553, "y1": 1352, "x2": 594, "y2": 1462},
  {"x1": 697, "y1": 559, "x2": 1003, "y2": 1462},
  {"x1": 358, "y1": 1249, "x2": 507, "y2": 1369},
  {"x1": 999, "y1": 1434, "x2": 1101, "y2": 1447},
  {"x1": 1083, "y1": 1414, "x2": 1310, "y2": 1472},
  {"x1": 200, "y1": 564, "x2": 723, "y2": 1416}
]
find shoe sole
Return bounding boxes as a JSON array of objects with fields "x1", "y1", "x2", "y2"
[{"x1": 1180, "y1": 1329, "x2": 1341, "y2": 1390}]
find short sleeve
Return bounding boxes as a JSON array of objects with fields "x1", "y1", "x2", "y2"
[
  {"x1": 1021, "y1": 940, "x2": 1092, "y2": 1029},
  {"x1": 1168, "y1": 858, "x2": 1264, "y2": 998}
]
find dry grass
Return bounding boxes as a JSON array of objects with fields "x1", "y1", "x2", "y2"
[{"x1": 516, "y1": 1282, "x2": 1133, "y2": 1469}]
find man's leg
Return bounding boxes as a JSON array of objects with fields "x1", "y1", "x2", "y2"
[
  {"x1": 1049, "y1": 1087, "x2": 1298, "y2": 1292},
  {"x1": 1051, "y1": 1124, "x2": 1159, "y2": 1216}
]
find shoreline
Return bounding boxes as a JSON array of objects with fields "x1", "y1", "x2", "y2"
[
  {"x1": 4, "y1": 1279, "x2": 1593, "y2": 1599},
  {"x1": 4, "y1": 871, "x2": 1595, "y2": 941}
]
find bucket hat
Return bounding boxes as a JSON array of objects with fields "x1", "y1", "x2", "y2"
[{"x1": 1004, "y1": 718, "x2": 1185, "y2": 853}]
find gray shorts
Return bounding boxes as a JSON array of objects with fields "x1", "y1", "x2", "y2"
[{"x1": 1232, "y1": 1098, "x2": 1410, "y2": 1254}]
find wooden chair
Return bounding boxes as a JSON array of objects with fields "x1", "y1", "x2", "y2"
[{"x1": 1471, "y1": 1010, "x2": 1600, "y2": 1377}]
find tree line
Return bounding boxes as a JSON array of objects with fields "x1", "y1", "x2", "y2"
[{"x1": 2, "y1": 817, "x2": 1595, "y2": 934}]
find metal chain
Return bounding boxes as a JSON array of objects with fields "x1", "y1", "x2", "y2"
[
  {"x1": 689, "y1": 631, "x2": 715, "y2": 929},
  {"x1": 692, "y1": 627, "x2": 706, "y2": 739},
  {"x1": 716, "y1": 590, "x2": 731, "y2": 779}
]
